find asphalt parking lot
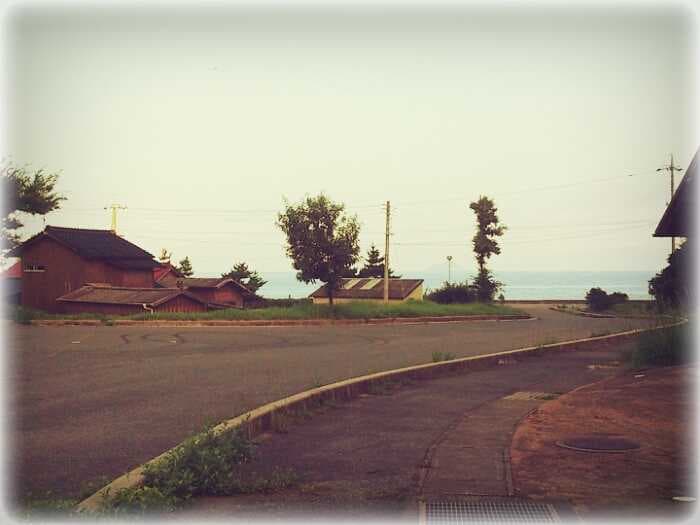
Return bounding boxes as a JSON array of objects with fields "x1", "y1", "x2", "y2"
[{"x1": 5, "y1": 305, "x2": 652, "y2": 500}]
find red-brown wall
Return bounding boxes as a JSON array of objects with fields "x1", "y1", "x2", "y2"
[
  {"x1": 59, "y1": 295, "x2": 206, "y2": 315},
  {"x1": 20, "y1": 237, "x2": 153, "y2": 312},
  {"x1": 187, "y1": 284, "x2": 244, "y2": 307}
]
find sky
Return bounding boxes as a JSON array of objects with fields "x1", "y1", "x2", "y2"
[{"x1": 2, "y1": 1, "x2": 698, "y2": 279}]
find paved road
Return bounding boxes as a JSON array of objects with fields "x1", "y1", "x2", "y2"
[{"x1": 6, "y1": 306, "x2": 652, "y2": 500}]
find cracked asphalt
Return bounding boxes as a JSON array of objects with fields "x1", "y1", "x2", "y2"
[{"x1": 4, "y1": 305, "x2": 652, "y2": 500}]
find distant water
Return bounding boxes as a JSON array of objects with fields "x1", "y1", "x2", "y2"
[{"x1": 259, "y1": 271, "x2": 655, "y2": 300}]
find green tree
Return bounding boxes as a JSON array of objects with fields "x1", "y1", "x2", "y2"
[
  {"x1": 469, "y1": 196, "x2": 506, "y2": 302},
  {"x1": 221, "y1": 262, "x2": 267, "y2": 294},
  {"x1": 1, "y1": 162, "x2": 65, "y2": 250},
  {"x1": 358, "y1": 243, "x2": 400, "y2": 278},
  {"x1": 277, "y1": 194, "x2": 360, "y2": 306},
  {"x1": 177, "y1": 256, "x2": 194, "y2": 277},
  {"x1": 649, "y1": 241, "x2": 691, "y2": 311}
]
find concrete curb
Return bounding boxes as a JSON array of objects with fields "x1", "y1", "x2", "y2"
[
  {"x1": 549, "y1": 307, "x2": 673, "y2": 320},
  {"x1": 76, "y1": 320, "x2": 684, "y2": 512},
  {"x1": 31, "y1": 314, "x2": 532, "y2": 327}
]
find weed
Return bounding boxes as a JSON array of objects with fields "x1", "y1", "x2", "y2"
[
  {"x1": 100, "y1": 486, "x2": 179, "y2": 515},
  {"x1": 629, "y1": 324, "x2": 690, "y2": 368},
  {"x1": 432, "y1": 351, "x2": 457, "y2": 362},
  {"x1": 17, "y1": 493, "x2": 78, "y2": 518}
]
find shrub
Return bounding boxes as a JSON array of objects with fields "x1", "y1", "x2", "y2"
[
  {"x1": 472, "y1": 268, "x2": 502, "y2": 302},
  {"x1": 425, "y1": 281, "x2": 477, "y2": 304},
  {"x1": 140, "y1": 426, "x2": 253, "y2": 499},
  {"x1": 630, "y1": 324, "x2": 689, "y2": 368},
  {"x1": 102, "y1": 486, "x2": 179, "y2": 515},
  {"x1": 585, "y1": 287, "x2": 629, "y2": 312}
]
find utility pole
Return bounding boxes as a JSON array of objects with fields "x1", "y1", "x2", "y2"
[
  {"x1": 656, "y1": 154, "x2": 683, "y2": 253},
  {"x1": 104, "y1": 204, "x2": 127, "y2": 234},
  {"x1": 447, "y1": 255, "x2": 453, "y2": 283},
  {"x1": 384, "y1": 201, "x2": 391, "y2": 303}
]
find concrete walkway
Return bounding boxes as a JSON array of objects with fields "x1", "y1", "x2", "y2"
[{"x1": 182, "y1": 337, "x2": 655, "y2": 521}]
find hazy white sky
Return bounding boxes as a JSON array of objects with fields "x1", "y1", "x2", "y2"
[{"x1": 3, "y1": 2, "x2": 697, "y2": 277}]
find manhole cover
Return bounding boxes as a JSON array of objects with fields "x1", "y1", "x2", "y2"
[
  {"x1": 425, "y1": 499, "x2": 560, "y2": 523},
  {"x1": 556, "y1": 435, "x2": 640, "y2": 453}
]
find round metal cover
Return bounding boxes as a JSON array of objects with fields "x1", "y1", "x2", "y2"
[{"x1": 556, "y1": 435, "x2": 640, "y2": 453}]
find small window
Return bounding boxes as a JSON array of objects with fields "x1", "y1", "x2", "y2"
[{"x1": 24, "y1": 264, "x2": 46, "y2": 272}]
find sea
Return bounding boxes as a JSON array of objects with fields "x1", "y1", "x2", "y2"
[{"x1": 258, "y1": 271, "x2": 655, "y2": 301}]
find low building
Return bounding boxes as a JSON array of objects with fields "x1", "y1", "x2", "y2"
[
  {"x1": 181, "y1": 277, "x2": 255, "y2": 308},
  {"x1": 309, "y1": 278, "x2": 424, "y2": 304},
  {"x1": 57, "y1": 284, "x2": 208, "y2": 315},
  {"x1": 8, "y1": 226, "x2": 159, "y2": 312}
]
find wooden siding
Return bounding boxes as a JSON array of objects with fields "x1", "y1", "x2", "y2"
[
  {"x1": 59, "y1": 294, "x2": 206, "y2": 315},
  {"x1": 188, "y1": 284, "x2": 244, "y2": 307},
  {"x1": 21, "y1": 237, "x2": 153, "y2": 312}
]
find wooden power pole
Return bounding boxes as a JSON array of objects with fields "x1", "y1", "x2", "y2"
[
  {"x1": 656, "y1": 154, "x2": 683, "y2": 253},
  {"x1": 104, "y1": 204, "x2": 127, "y2": 234},
  {"x1": 384, "y1": 201, "x2": 391, "y2": 303}
]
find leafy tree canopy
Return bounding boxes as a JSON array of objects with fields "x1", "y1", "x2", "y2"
[
  {"x1": 222, "y1": 262, "x2": 267, "y2": 294},
  {"x1": 469, "y1": 196, "x2": 506, "y2": 302},
  {"x1": 649, "y1": 241, "x2": 692, "y2": 311},
  {"x1": 277, "y1": 194, "x2": 360, "y2": 305},
  {"x1": 1, "y1": 162, "x2": 65, "y2": 250}
]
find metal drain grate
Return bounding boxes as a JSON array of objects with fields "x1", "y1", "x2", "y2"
[
  {"x1": 425, "y1": 499, "x2": 560, "y2": 523},
  {"x1": 502, "y1": 391, "x2": 559, "y2": 401}
]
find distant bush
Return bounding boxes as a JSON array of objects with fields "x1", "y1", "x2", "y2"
[
  {"x1": 585, "y1": 287, "x2": 629, "y2": 312},
  {"x1": 425, "y1": 281, "x2": 477, "y2": 304}
]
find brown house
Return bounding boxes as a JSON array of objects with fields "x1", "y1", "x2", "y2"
[
  {"x1": 153, "y1": 262, "x2": 183, "y2": 288},
  {"x1": 57, "y1": 284, "x2": 208, "y2": 315},
  {"x1": 8, "y1": 226, "x2": 159, "y2": 312},
  {"x1": 180, "y1": 277, "x2": 255, "y2": 308}
]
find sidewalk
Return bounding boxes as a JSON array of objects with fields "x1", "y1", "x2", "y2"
[{"x1": 178, "y1": 337, "x2": 694, "y2": 521}]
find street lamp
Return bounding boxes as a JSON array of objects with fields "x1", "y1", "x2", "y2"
[{"x1": 446, "y1": 256, "x2": 453, "y2": 284}]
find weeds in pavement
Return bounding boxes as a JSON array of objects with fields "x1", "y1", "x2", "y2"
[
  {"x1": 629, "y1": 323, "x2": 690, "y2": 368},
  {"x1": 432, "y1": 351, "x2": 457, "y2": 362}
]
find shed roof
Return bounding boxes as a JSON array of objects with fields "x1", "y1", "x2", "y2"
[
  {"x1": 654, "y1": 148, "x2": 697, "y2": 238},
  {"x1": 56, "y1": 284, "x2": 205, "y2": 307},
  {"x1": 309, "y1": 278, "x2": 423, "y2": 300},
  {"x1": 182, "y1": 277, "x2": 255, "y2": 296},
  {"x1": 8, "y1": 226, "x2": 158, "y2": 267},
  {"x1": 154, "y1": 263, "x2": 183, "y2": 283}
]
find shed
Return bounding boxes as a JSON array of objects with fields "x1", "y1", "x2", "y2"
[
  {"x1": 181, "y1": 277, "x2": 255, "y2": 308},
  {"x1": 309, "y1": 278, "x2": 424, "y2": 304},
  {"x1": 56, "y1": 284, "x2": 208, "y2": 315}
]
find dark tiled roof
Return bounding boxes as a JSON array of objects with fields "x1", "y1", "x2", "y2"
[
  {"x1": 8, "y1": 226, "x2": 158, "y2": 267},
  {"x1": 655, "y1": 148, "x2": 697, "y2": 238},
  {"x1": 57, "y1": 285, "x2": 205, "y2": 307},
  {"x1": 182, "y1": 277, "x2": 255, "y2": 296},
  {"x1": 309, "y1": 278, "x2": 423, "y2": 300}
]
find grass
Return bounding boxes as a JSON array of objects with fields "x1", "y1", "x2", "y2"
[
  {"x1": 628, "y1": 323, "x2": 691, "y2": 368},
  {"x1": 5, "y1": 300, "x2": 525, "y2": 323},
  {"x1": 432, "y1": 351, "x2": 457, "y2": 362}
]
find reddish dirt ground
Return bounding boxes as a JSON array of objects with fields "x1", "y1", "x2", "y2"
[{"x1": 510, "y1": 365, "x2": 696, "y2": 521}]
